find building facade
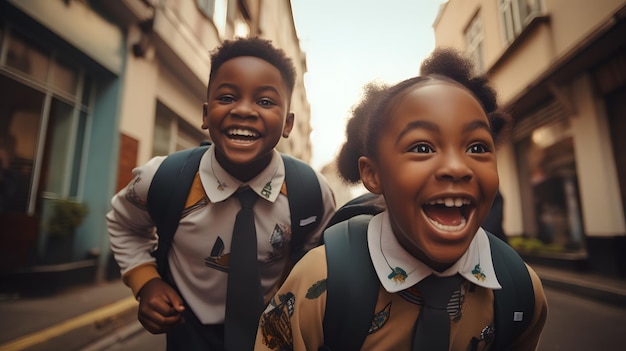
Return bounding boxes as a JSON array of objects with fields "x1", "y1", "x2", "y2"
[
  {"x1": 0, "y1": 0, "x2": 312, "y2": 283},
  {"x1": 434, "y1": 0, "x2": 626, "y2": 277}
]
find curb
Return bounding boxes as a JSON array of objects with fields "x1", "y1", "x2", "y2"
[
  {"x1": 0, "y1": 297, "x2": 138, "y2": 351},
  {"x1": 539, "y1": 275, "x2": 626, "y2": 307}
]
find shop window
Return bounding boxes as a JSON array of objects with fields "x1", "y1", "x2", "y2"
[
  {"x1": 0, "y1": 29, "x2": 91, "y2": 215},
  {"x1": 515, "y1": 119, "x2": 585, "y2": 251},
  {"x1": 0, "y1": 75, "x2": 44, "y2": 214},
  {"x1": 5, "y1": 32, "x2": 50, "y2": 84},
  {"x1": 50, "y1": 57, "x2": 78, "y2": 96}
]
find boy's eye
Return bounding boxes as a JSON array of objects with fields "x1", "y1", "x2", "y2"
[
  {"x1": 409, "y1": 143, "x2": 434, "y2": 154},
  {"x1": 467, "y1": 143, "x2": 490, "y2": 154},
  {"x1": 217, "y1": 95, "x2": 236, "y2": 103}
]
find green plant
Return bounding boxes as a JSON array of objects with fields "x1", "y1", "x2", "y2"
[{"x1": 47, "y1": 199, "x2": 89, "y2": 239}]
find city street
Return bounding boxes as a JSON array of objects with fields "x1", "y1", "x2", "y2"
[{"x1": 87, "y1": 286, "x2": 626, "y2": 351}]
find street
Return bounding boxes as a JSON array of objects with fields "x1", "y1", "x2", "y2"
[{"x1": 88, "y1": 286, "x2": 626, "y2": 351}]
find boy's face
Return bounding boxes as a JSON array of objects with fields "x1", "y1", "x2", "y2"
[
  {"x1": 203, "y1": 56, "x2": 294, "y2": 169},
  {"x1": 360, "y1": 82, "x2": 499, "y2": 271}
]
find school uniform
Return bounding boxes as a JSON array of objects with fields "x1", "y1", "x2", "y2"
[
  {"x1": 106, "y1": 145, "x2": 336, "y2": 348},
  {"x1": 255, "y1": 211, "x2": 548, "y2": 351}
]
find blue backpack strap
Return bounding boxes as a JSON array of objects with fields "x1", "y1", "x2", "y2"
[
  {"x1": 488, "y1": 232, "x2": 535, "y2": 350},
  {"x1": 281, "y1": 154, "x2": 323, "y2": 263},
  {"x1": 147, "y1": 145, "x2": 210, "y2": 278},
  {"x1": 321, "y1": 214, "x2": 378, "y2": 351}
]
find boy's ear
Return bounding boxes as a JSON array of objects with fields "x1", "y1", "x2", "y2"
[
  {"x1": 282, "y1": 112, "x2": 295, "y2": 138},
  {"x1": 359, "y1": 156, "x2": 383, "y2": 194},
  {"x1": 201, "y1": 103, "x2": 209, "y2": 130}
]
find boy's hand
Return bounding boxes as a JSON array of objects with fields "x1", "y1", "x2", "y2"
[{"x1": 137, "y1": 278, "x2": 186, "y2": 334}]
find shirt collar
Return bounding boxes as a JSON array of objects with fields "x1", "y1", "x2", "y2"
[
  {"x1": 199, "y1": 145, "x2": 285, "y2": 203},
  {"x1": 368, "y1": 211, "x2": 502, "y2": 293}
]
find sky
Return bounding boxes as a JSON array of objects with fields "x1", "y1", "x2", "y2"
[{"x1": 290, "y1": 0, "x2": 447, "y2": 170}]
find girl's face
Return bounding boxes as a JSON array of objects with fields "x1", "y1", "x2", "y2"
[{"x1": 359, "y1": 82, "x2": 499, "y2": 271}]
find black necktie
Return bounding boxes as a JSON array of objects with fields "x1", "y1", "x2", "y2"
[
  {"x1": 224, "y1": 188, "x2": 262, "y2": 351},
  {"x1": 413, "y1": 274, "x2": 464, "y2": 351}
]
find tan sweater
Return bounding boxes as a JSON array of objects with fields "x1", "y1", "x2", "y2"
[{"x1": 255, "y1": 246, "x2": 548, "y2": 351}]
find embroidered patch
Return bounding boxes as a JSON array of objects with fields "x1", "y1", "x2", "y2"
[
  {"x1": 480, "y1": 323, "x2": 495, "y2": 344},
  {"x1": 306, "y1": 279, "x2": 327, "y2": 299},
  {"x1": 204, "y1": 237, "x2": 228, "y2": 272},
  {"x1": 260, "y1": 292, "x2": 295, "y2": 350},
  {"x1": 125, "y1": 176, "x2": 147, "y2": 209},
  {"x1": 269, "y1": 223, "x2": 290, "y2": 249},
  {"x1": 368, "y1": 302, "x2": 391, "y2": 334},
  {"x1": 387, "y1": 267, "x2": 408, "y2": 284},
  {"x1": 261, "y1": 181, "x2": 272, "y2": 198},
  {"x1": 472, "y1": 263, "x2": 486, "y2": 281}
]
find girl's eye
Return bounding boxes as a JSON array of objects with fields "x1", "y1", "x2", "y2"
[
  {"x1": 467, "y1": 143, "x2": 490, "y2": 154},
  {"x1": 409, "y1": 143, "x2": 434, "y2": 154},
  {"x1": 258, "y1": 98, "x2": 275, "y2": 107}
]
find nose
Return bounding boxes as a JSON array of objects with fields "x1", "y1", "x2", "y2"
[
  {"x1": 434, "y1": 151, "x2": 473, "y2": 182},
  {"x1": 230, "y1": 99, "x2": 259, "y2": 119}
]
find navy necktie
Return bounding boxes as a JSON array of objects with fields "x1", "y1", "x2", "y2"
[
  {"x1": 224, "y1": 188, "x2": 262, "y2": 350},
  {"x1": 413, "y1": 274, "x2": 464, "y2": 351}
]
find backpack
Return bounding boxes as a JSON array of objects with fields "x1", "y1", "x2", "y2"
[
  {"x1": 321, "y1": 197, "x2": 535, "y2": 351},
  {"x1": 146, "y1": 143, "x2": 324, "y2": 278}
]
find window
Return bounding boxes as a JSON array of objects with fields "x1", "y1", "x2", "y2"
[
  {"x1": 465, "y1": 13, "x2": 484, "y2": 73},
  {"x1": 499, "y1": 0, "x2": 542, "y2": 44},
  {"x1": 515, "y1": 118, "x2": 585, "y2": 251},
  {"x1": 0, "y1": 29, "x2": 91, "y2": 215},
  {"x1": 197, "y1": 0, "x2": 215, "y2": 18},
  {"x1": 197, "y1": 0, "x2": 229, "y2": 38},
  {"x1": 152, "y1": 101, "x2": 205, "y2": 157}
]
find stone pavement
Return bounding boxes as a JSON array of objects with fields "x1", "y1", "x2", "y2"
[{"x1": 0, "y1": 263, "x2": 625, "y2": 351}]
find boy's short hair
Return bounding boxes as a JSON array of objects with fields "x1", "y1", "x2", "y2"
[{"x1": 208, "y1": 37, "x2": 297, "y2": 95}]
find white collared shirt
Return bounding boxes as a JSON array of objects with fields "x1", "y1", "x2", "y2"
[
  {"x1": 368, "y1": 211, "x2": 502, "y2": 293},
  {"x1": 200, "y1": 146, "x2": 285, "y2": 203},
  {"x1": 108, "y1": 145, "x2": 336, "y2": 324}
]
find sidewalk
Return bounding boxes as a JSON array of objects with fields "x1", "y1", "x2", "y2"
[{"x1": 1, "y1": 264, "x2": 626, "y2": 351}]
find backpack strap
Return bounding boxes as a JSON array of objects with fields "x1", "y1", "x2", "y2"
[
  {"x1": 147, "y1": 145, "x2": 210, "y2": 278},
  {"x1": 325, "y1": 193, "x2": 385, "y2": 229},
  {"x1": 281, "y1": 153, "x2": 323, "y2": 263},
  {"x1": 321, "y1": 214, "x2": 378, "y2": 351},
  {"x1": 488, "y1": 232, "x2": 535, "y2": 350}
]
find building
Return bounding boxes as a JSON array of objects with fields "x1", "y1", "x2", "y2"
[
  {"x1": 434, "y1": 0, "x2": 626, "y2": 277},
  {"x1": 0, "y1": 0, "x2": 312, "y2": 287}
]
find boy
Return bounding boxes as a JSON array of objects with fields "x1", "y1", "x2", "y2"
[{"x1": 106, "y1": 37, "x2": 335, "y2": 350}]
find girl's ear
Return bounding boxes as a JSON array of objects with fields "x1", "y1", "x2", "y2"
[
  {"x1": 359, "y1": 156, "x2": 383, "y2": 194},
  {"x1": 201, "y1": 103, "x2": 209, "y2": 130},
  {"x1": 282, "y1": 112, "x2": 295, "y2": 138}
]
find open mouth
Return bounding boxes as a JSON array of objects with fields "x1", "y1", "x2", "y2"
[
  {"x1": 226, "y1": 128, "x2": 260, "y2": 143},
  {"x1": 423, "y1": 197, "x2": 472, "y2": 232}
]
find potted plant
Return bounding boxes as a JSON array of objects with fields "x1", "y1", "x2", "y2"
[{"x1": 44, "y1": 199, "x2": 88, "y2": 264}]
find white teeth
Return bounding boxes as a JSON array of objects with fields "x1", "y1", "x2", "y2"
[
  {"x1": 228, "y1": 128, "x2": 258, "y2": 137},
  {"x1": 426, "y1": 197, "x2": 470, "y2": 207},
  {"x1": 428, "y1": 217, "x2": 467, "y2": 232}
]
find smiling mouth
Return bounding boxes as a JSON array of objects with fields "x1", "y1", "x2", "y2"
[
  {"x1": 226, "y1": 128, "x2": 260, "y2": 142},
  {"x1": 423, "y1": 197, "x2": 472, "y2": 232}
]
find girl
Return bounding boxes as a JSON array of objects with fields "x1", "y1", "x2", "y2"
[{"x1": 255, "y1": 48, "x2": 548, "y2": 351}]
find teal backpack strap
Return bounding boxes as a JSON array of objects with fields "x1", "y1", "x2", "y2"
[
  {"x1": 488, "y1": 232, "x2": 535, "y2": 350},
  {"x1": 321, "y1": 214, "x2": 379, "y2": 351},
  {"x1": 147, "y1": 144, "x2": 210, "y2": 278},
  {"x1": 281, "y1": 154, "x2": 323, "y2": 264}
]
